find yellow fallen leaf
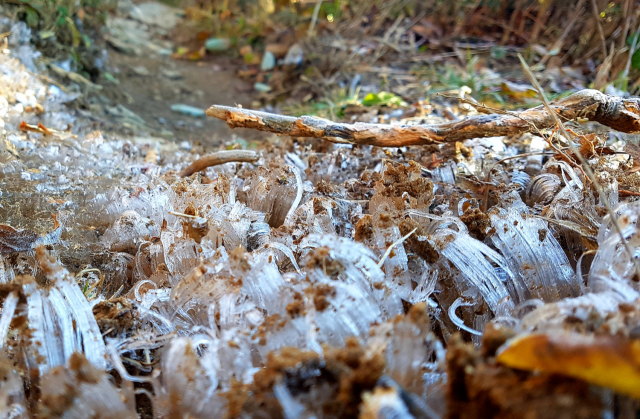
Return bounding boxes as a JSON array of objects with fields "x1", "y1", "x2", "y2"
[
  {"x1": 497, "y1": 332, "x2": 640, "y2": 399},
  {"x1": 500, "y1": 81, "x2": 537, "y2": 101}
]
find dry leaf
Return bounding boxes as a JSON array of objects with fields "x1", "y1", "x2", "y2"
[
  {"x1": 497, "y1": 332, "x2": 640, "y2": 399},
  {"x1": 266, "y1": 43, "x2": 290, "y2": 58},
  {"x1": 624, "y1": 143, "x2": 640, "y2": 173},
  {"x1": 500, "y1": 81, "x2": 537, "y2": 101},
  {"x1": 19, "y1": 121, "x2": 74, "y2": 139},
  {"x1": 3, "y1": 139, "x2": 19, "y2": 157},
  {"x1": 411, "y1": 18, "x2": 442, "y2": 40},
  {"x1": 0, "y1": 215, "x2": 61, "y2": 254},
  {"x1": 0, "y1": 224, "x2": 39, "y2": 254}
]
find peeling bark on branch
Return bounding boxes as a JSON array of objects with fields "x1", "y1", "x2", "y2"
[
  {"x1": 207, "y1": 89, "x2": 640, "y2": 147},
  {"x1": 179, "y1": 150, "x2": 259, "y2": 177}
]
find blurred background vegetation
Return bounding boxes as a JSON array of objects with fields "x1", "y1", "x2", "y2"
[{"x1": 0, "y1": 0, "x2": 638, "y2": 120}]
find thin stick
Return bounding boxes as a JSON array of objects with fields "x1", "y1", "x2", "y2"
[
  {"x1": 530, "y1": 0, "x2": 553, "y2": 44},
  {"x1": 621, "y1": 23, "x2": 640, "y2": 90},
  {"x1": 75, "y1": 268, "x2": 101, "y2": 279},
  {"x1": 378, "y1": 228, "x2": 417, "y2": 268},
  {"x1": 619, "y1": 189, "x2": 640, "y2": 197},
  {"x1": 540, "y1": 0, "x2": 585, "y2": 65},
  {"x1": 590, "y1": 0, "x2": 608, "y2": 60},
  {"x1": 484, "y1": 151, "x2": 557, "y2": 183},
  {"x1": 518, "y1": 54, "x2": 640, "y2": 279},
  {"x1": 168, "y1": 211, "x2": 199, "y2": 219},
  {"x1": 620, "y1": 0, "x2": 632, "y2": 50},
  {"x1": 207, "y1": 91, "x2": 640, "y2": 147},
  {"x1": 446, "y1": 94, "x2": 553, "y2": 135},
  {"x1": 307, "y1": 0, "x2": 323, "y2": 38},
  {"x1": 179, "y1": 150, "x2": 259, "y2": 177},
  {"x1": 109, "y1": 285, "x2": 124, "y2": 300}
]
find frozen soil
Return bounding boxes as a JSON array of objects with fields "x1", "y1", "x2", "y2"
[{"x1": 2, "y1": 9, "x2": 640, "y2": 419}]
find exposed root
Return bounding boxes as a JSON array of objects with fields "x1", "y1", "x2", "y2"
[
  {"x1": 207, "y1": 89, "x2": 640, "y2": 147},
  {"x1": 179, "y1": 150, "x2": 259, "y2": 177}
]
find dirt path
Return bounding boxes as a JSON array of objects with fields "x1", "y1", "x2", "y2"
[{"x1": 106, "y1": 6, "x2": 270, "y2": 148}]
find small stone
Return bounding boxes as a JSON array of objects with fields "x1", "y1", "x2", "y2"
[
  {"x1": 261, "y1": 51, "x2": 275, "y2": 71},
  {"x1": 254, "y1": 82, "x2": 272, "y2": 93},
  {"x1": 160, "y1": 130, "x2": 174, "y2": 139},
  {"x1": 131, "y1": 65, "x2": 150, "y2": 76},
  {"x1": 283, "y1": 43, "x2": 304, "y2": 66},
  {"x1": 14, "y1": 92, "x2": 28, "y2": 104},
  {"x1": 129, "y1": 2, "x2": 181, "y2": 29},
  {"x1": 170, "y1": 104, "x2": 205, "y2": 117},
  {"x1": 530, "y1": 44, "x2": 548, "y2": 56},
  {"x1": 162, "y1": 69, "x2": 183, "y2": 80},
  {"x1": 205, "y1": 38, "x2": 230, "y2": 52}
]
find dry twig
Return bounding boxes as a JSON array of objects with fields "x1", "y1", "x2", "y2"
[
  {"x1": 621, "y1": 23, "x2": 640, "y2": 90},
  {"x1": 540, "y1": 0, "x2": 586, "y2": 65},
  {"x1": 208, "y1": 90, "x2": 640, "y2": 147},
  {"x1": 590, "y1": 0, "x2": 608, "y2": 60},
  {"x1": 307, "y1": 0, "x2": 323, "y2": 37},
  {"x1": 179, "y1": 150, "x2": 259, "y2": 177}
]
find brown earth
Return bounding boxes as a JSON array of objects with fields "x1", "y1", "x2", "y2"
[{"x1": 108, "y1": 50, "x2": 271, "y2": 147}]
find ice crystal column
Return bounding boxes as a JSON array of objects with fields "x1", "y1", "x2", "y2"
[
  {"x1": 490, "y1": 195, "x2": 580, "y2": 302},
  {"x1": 588, "y1": 201, "x2": 640, "y2": 300},
  {"x1": 435, "y1": 229, "x2": 516, "y2": 313},
  {"x1": 20, "y1": 247, "x2": 108, "y2": 374},
  {"x1": 243, "y1": 165, "x2": 302, "y2": 228}
]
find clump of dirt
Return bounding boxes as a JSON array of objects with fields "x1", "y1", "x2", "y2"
[
  {"x1": 460, "y1": 208, "x2": 496, "y2": 241},
  {"x1": 92, "y1": 298, "x2": 135, "y2": 338},
  {"x1": 374, "y1": 161, "x2": 434, "y2": 211},
  {"x1": 354, "y1": 215, "x2": 374, "y2": 242},
  {"x1": 285, "y1": 292, "x2": 306, "y2": 318},
  {"x1": 255, "y1": 314, "x2": 286, "y2": 346},
  {"x1": 310, "y1": 283, "x2": 336, "y2": 311},
  {"x1": 405, "y1": 301, "x2": 431, "y2": 328},
  {"x1": 446, "y1": 334, "x2": 602, "y2": 419},
  {"x1": 223, "y1": 379, "x2": 250, "y2": 419},
  {"x1": 39, "y1": 353, "x2": 112, "y2": 418},
  {"x1": 305, "y1": 246, "x2": 345, "y2": 278},
  {"x1": 323, "y1": 338, "x2": 386, "y2": 418},
  {"x1": 399, "y1": 218, "x2": 439, "y2": 263},
  {"x1": 233, "y1": 338, "x2": 385, "y2": 418},
  {"x1": 480, "y1": 322, "x2": 516, "y2": 358},
  {"x1": 237, "y1": 347, "x2": 321, "y2": 417}
]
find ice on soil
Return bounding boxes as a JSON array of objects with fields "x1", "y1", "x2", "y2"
[{"x1": 0, "y1": 17, "x2": 639, "y2": 419}]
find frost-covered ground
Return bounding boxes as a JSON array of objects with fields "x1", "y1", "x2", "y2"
[{"x1": 1, "y1": 19, "x2": 640, "y2": 419}]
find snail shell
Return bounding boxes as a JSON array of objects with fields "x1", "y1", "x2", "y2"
[{"x1": 525, "y1": 173, "x2": 562, "y2": 206}]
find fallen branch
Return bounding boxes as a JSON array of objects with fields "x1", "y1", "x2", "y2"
[
  {"x1": 207, "y1": 89, "x2": 640, "y2": 147},
  {"x1": 179, "y1": 150, "x2": 259, "y2": 177}
]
